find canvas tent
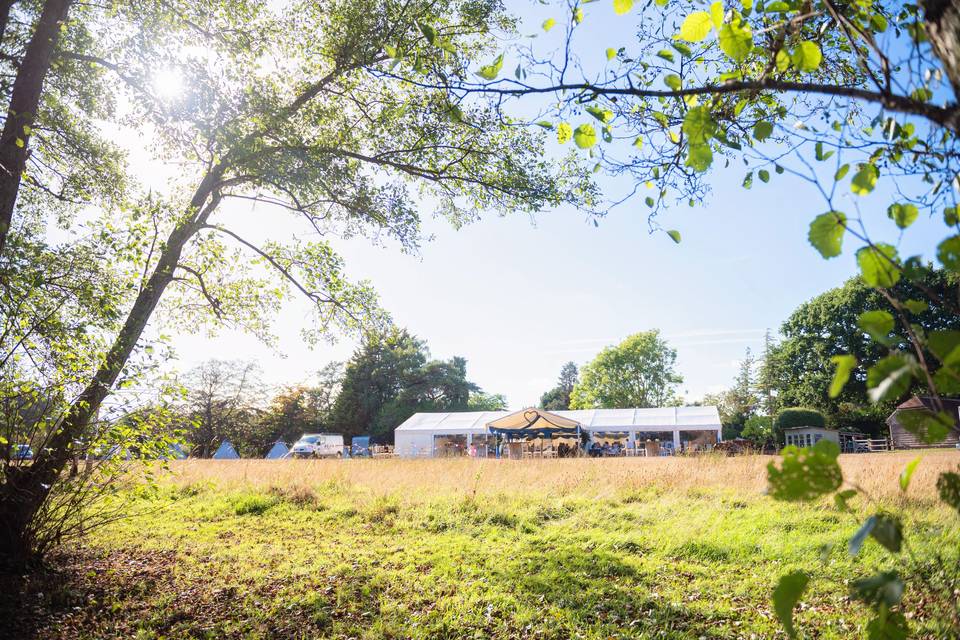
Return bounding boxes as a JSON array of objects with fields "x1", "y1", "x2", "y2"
[
  {"x1": 265, "y1": 441, "x2": 289, "y2": 459},
  {"x1": 212, "y1": 440, "x2": 240, "y2": 459},
  {"x1": 394, "y1": 406, "x2": 723, "y2": 457},
  {"x1": 487, "y1": 408, "x2": 581, "y2": 438}
]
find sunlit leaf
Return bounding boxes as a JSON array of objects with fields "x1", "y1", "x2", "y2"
[
  {"x1": 667, "y1": 229, "x2": 681, "y2": 243},
  {"x1": 856, "y1": 243, "x2": 900, "y2": 287},
  {"x1": 937, "y1": 235, "x2": 960, "y2": 272},
  {"x1": 887, "y1": 203, "x2": 919, "y2": 229},
  {"x1": 791, "y1": 41, "x2": 822, "y2": 71},
  {"x1": 829, "y1": 355, "x2": 857, "y2": 398},
  {"x1": 851, "y1": 164, "x2": 879, "y2": 195},
  {"x1": 557, "y1": 122, "x2": 573, "y2": 144},
  {"x1": 768, "y1": 440, "x2": 842, "y2": 502},
  {"x1": 678, "y1": 11, "x2": 713, "y2": 42},
  {"x1": 867, "y1": 354, "x2": 915, "y2": 402},
  {"x1": 808, "y1": 211, "x2": 846, "y2": 258},
  {"x1": 899, "y1": 457, "x2": 921, "y2": 492},
  {"x1": 613, "y1": 0, "x2": 634, "y2": 15},
  {"x1": 542, "y1": 18, "x2": 557, "y2": 32},
  {"x1": 476, "y1": 54, "x2": 504, "y2": 80},
  {"x1": 573, "y1": 123, "x2": 597, "y2": 148},
  {"x1": 857, "y1": 310, "x2": 894, "y2": 344}
]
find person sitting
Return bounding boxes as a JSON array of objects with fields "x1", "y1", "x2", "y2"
[
  {"x1": 589, "y1": 442, "x2": 601, "y2": 457},
  {"x1": 601, "y1": 442, "x2": 611, "y2": 456}
]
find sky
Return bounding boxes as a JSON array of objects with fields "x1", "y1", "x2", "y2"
[{"x1": 149, "y1": 1, "x2": 950, "y2": 408}]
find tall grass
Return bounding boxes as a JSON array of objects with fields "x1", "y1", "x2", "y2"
[{"x1": 166, "y1": 450, "x2": 960, "y2": 504}]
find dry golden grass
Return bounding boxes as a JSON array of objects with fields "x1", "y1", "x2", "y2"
[{"x1": 164, "y1": 449, "x2": 960, "y2": 503}]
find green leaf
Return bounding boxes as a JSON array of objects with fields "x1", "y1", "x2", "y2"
[
  {"x1": 944, "y1": 206, "x2": 959, "y2": 226},
  {"x1": 613, "y1": 0, "x2": 634, "y2": 15},
  {"x1": 718, "y1": 17, "x2": 753, "y2": 62},
  {"x1": 557, "y1": 122, "x2": 573, "y2": 144},
  {"x1": 667, "y1": 229, "x2": 682, "y2": 243},
  {"x1": 936, "y1": 235, "x2": 960, "y2": 271},
  {"x1": 928, "y1": 330, "x2": 960, "y2": 364},
  {"x1": 936, "y1": 472, "x2": 960, "y2": 514},
  {"x1": 758, "y1": 169, "x2": 770, "y2": 183},
  {"x1": 834, "y1": 488, "x2": 857, "y2": 512},
  {"x1": 682, "y1": 106, "x2": 716, "y2": 143},
  {"x1": 586, "y1": 105, "x2": 614, "y2": 123},
  {"x1": 753, "y1": 121, "x2": 773, "y2": 141},
  {"x1": 867, "y1": 354, "x2": 915, "y2": 402},
  {"x1": 418, "y1": 22, "x2": 438, "y2": 45},
  {"x1": 765, "y1": 1, "x2": 792, "y2": 12},
  {"x1": 896, "y1": 408, "x2": 953, "y2": 444},
  {"x1": 772, "y1": 571, "x2": 808, "y2": 640},
  {"x1": 887, "y1": 203, "x2": 919, "y2": 229},
  {"x1": 904, "y1": 299, "x2": 928, "y2": 314},
  {"x1": 742, "y1": 171, "x2": 753, "y2": 189},
  {"x1": 768, "y1": 439, "x2": 842, "y2": 502},
  {"x1": 851, "y1": 571, "x2": 905, "y2": 607},
  {"x1": 679, "y1": 11, "x2": 713, "y2": 42},
  {"x1": 791, "y1": 41, "x2": 822, "y2": 72},
  {"x1": 686, "y1": 143, "x2": 713, "y2": 172},
  {"x1": 542, "y1": 18, "x2": 557, "y2": 32},
  {"x1": 829, "y1": 355, "x2": 857, "y2": 398},
  {"x1": 834, "y1": 164, "x2": 850, "y2": 180},
  {"x1": 574, "y1": 7, "x2": 584, "y2": 24},
  {"x1": 664, "y1": 74, "x2": 682, "y2": 90},
  {"x1": 858, "y1": 310, "x2": 894, "y2": 344},
  {"x1": 534, "y1": 120, "x2": 554, "y2": 130},
  {"x1": 775, "y1": 48, "x2": 790, "y2": 71},
  {"x1": 573, "y1": 123, "x2": 597, "y2": 148},
  {"x1": 476, "y1": 53, "x2": 504, "y2": 80},
  {"x1": 856, "y1": 243, "x2": 900, "y2": 288},
  {"x1": 710, "y1": 1, "x2": 724, "y2": 28},
  {"x1": 899, "y1": 457, "x2": 921, "y2": 492},
  {"x1": 851, "y1": 164, "x2": 879, "y2": 195},
  {"x1": 672, "y1": 42, "x2": 693, "y2": 57},
  {"x1": 870, "y1": 514, "x2": 903, "y2": 553},
  {"x1": 656, "y1": 49, "x2": 675, "y2": 62},
  {"x1": 808, "y1": 211, "x2": 846, "y2": 258}
]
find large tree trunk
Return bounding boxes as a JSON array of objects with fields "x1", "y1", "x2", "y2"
[
  {"x1": 0, "y1": 168, "x2": 221, "y2": 566},
  {"x1": 0, "y1": 0, "x2": 72, "y2": 258},
  {"x1": 923, "y1": 0, "x2": 960, "y2": 102}
]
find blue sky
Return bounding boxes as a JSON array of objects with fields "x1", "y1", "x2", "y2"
[{"x1": 169, "y1": 1, "x2": 950, "y2": 407}]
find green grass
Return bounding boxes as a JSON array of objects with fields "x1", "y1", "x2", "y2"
[{"x1": 39, "y1": 460, "x2": 958, "y2": 640}]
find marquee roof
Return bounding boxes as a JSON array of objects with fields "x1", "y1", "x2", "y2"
[{"x1": 395, "y1": 406, "x2": 721, "y2": 434}]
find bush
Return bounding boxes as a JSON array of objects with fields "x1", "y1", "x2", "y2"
[{"x1": 773, "y1": 408, "x2": 826, "y2": 444}]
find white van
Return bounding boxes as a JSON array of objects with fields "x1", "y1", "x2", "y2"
[{"x1": 290, "y1": 433, "x2": 345, "y2": 458}]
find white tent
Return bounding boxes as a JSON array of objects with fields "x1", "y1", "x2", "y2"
[
  {"x1": 212, "y1": 440, "x2": 240, "y2": 459},
  {"x1": 394, "y1": 406, "x2": 723, "y2": 457},
  {"x1": 265, "y1": 441, "x2": 288, "y2": 459}
]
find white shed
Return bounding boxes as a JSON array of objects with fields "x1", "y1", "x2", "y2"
[{"x1": 393, "y1": 406, "x2": 723, "y2": 457}]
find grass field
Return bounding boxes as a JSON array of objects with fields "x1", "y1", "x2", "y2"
[{"x1": 14, "y1": 451, "x2": 960, "y2": 639}]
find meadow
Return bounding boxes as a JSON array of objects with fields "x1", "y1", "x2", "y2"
[{"x1": 12, "y1": 451, "x2": 960, "y2": 639}]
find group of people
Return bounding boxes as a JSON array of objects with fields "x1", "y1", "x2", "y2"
[{"x1": 587, "y1": 441, "x2": 625, "y2": 457}]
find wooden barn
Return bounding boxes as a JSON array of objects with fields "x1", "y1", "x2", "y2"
[{"x1": 886, "y1": 396, "x2": 960, "y2": 449}]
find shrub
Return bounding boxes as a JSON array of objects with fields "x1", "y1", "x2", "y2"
[{"x1": 232, "y1": 494, "x2": 277, "y2": 516}]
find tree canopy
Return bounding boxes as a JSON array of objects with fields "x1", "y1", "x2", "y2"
[
  {"x1": 539, "y1": 361, "x2": 579, "y2": 410},
  {"x1": 570, "y1": 331, "x2": 682, "y2": 408}
]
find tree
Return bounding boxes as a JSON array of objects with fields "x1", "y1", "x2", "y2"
[
  {"x1": 178, "y1": 360, "x2": 265, "y2": 458},
  {"x1": 467, "y1": 391, "x2": 508, "y2": 411},
  {"x1": 569, "y1": 331, "x2": 682, "y2": 409},
  {"x1": 761, "y1": 273, "x2": 960, "y2": 432},
  {"x1": 0, "y1": 0, "x2": 584, "y2": 565},
  {"x1": 330, "y1": 329, "x2": 428, "y2": 440},
  {"x1": 740, "y1": 415, "x2": 774, "y2": 447},
  {"x1": 539, "y1": 361, "x2": 579, "y2": 410}
]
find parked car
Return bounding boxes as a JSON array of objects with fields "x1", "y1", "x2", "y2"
[
  {"x1": 13, "y1": 444, "x2": 33, "y2": 460},
  {"x1": 291, "y1": 433, "x2": 344, "y2": 458},
  {"x1": 351, "y1": 436, "x2": 372, "y2": 458}
]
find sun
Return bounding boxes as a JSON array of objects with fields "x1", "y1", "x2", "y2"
[{"x1": 152, "y1": 67, "x2": 184, "y2": 101}]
